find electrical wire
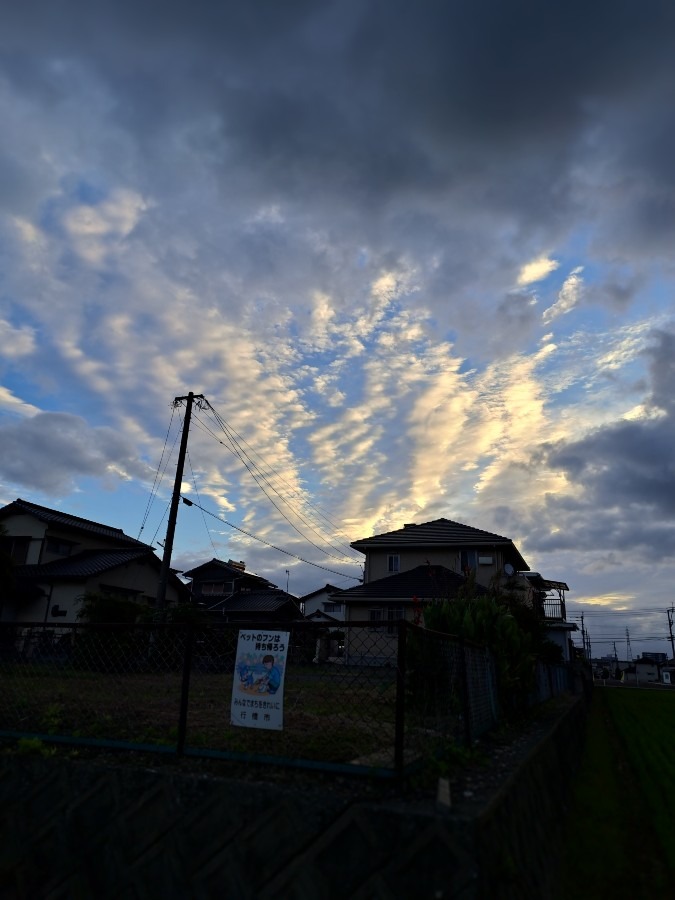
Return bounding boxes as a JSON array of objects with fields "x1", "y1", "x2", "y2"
[
  {"x1": 181, "y1": 496, "x2": 361, "y2": 582},
  {"x1": 137, "y1": 405, "x2": 178, "y2": 541},
  {"x1": 186, "y1": 448, "x2": 218, "y2": 558},
  {"x1": 191, "y1": 406, "x2": 359, "y2": 565},
  {"x1": 195, "y1": 401, "x2": 361, "y2": 559}
]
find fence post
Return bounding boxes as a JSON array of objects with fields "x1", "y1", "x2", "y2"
[
  {"x1": 458, "y1": 635, "x2": 472, "y2": 747},
  {"x1": 394, "y1": 619, "x2": 407, "y2": 777},
  {"x1": 176, "y1": 620, "x2": 195, "y2": 756}
]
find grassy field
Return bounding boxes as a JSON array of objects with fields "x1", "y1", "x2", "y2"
[
  {"x1": 0, "y1": 661, "x2": 401, "y2": 767},
  {"x1": 558, "y1": 686, "x2": 674, "y2": 897}
]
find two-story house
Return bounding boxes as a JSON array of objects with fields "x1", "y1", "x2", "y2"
[
  {"x1": 333, "y1": 517, "x2": 573, "y2": 664},
  {"x1": 300, "y1": 584, "x2": 344, "y2": 622},
  {"x1": 351, "y1": 518, "x2": 529, "y2": 587},
  {"x1": 0, "y1": 498, "x2": 187, "y2": 623},
  {"x1": 182, "y1": 558, "x2": 303, "y2": 623}
]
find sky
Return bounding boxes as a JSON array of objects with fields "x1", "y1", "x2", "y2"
[{"x1": 1, "y1": 1, "x2": 675, "y2": 659}]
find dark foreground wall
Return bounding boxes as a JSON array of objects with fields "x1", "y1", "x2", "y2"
[{"x1": 0, "y1": 698, "x2": 586, "y2": 899}]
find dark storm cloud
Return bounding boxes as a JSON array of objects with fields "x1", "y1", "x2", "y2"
[
  {"x1": 0, "y1": 412, "x2": 151, "y2": 494},
  {"x1": 525, "y1": 328, "x2": 675, "y2": 553},
  {"x1": 3, "y1": 1, "x2": 675, "y2": 207}
]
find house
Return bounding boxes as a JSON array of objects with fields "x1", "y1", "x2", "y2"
[
  {"x1": 299, "y1": 584, "x2": 345, "y2": 663},
  {"x1": 0, "y1": 498, "x2": 187, "y2": 623},
  {"x1": 350, "y1": 518, "x2": 529, "y2": 588},
  {"x1": 300, "y1": 584, "x2": 344, "y2": 621},
  {"x1": 338, "y1": 517, "x2": 574, "y2": 664},
  {"x1": 516, "y1": 571, "x2": 576, "y2": 663},
  {"x1": 182, "y1": 558, "x2": 275, "y2": 609},
  {"x1": 182, "y1": 558, "x2": 303, "y2": 623},
  {"x1": 332, "y1": 564, "x2": 489, "y2": 665},
  {"x1": 204, "y1": 587, "x2": 303, "y2": 623}
]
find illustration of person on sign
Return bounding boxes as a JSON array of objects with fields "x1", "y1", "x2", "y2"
[{"x1": 255, "y1": 654, "x2": 281, "y2": 694}]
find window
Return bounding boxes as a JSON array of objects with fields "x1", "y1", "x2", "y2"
[
  {"x1": 201, "y1": 582, "x2": 226, "y2": 595},
  {"x1": 45, "y1": 538, "x2": 75, "y2": 557},
  {"x1": 369, "y1": 608, "x2": 384, "y2": 631},
  {"x1": 387, "y1": 554, "x2": 400, "y2": 573},
  {"x1": 387, "y1": 606, "x2": 405, "y2": 634},
  {"x1": 460, "y1": 550, "x2": 477, "y2": 575},
  {"x1": 0, "y1": 536, "x2": 30, "y2": 564},
  {"x1": 323, "y1": 602, "x2": 343, "y2": 613}
]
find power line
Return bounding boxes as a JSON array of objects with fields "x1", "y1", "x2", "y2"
[
  {"x1": 186, "y1": 448, "x2": 218, "y2": 558},
  {"x1": 137, "y1": 405, "x2": 179, "y2": 541},
  {"x1": 181, "y1": 496, "x2": 362, "y2": 582},
  {"x1": 192, "y1": 402, "x2": 361, "y2": 563}
]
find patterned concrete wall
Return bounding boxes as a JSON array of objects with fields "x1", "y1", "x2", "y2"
[{"x1": 0, "y1": 698, "x2": 586, "y2": 899}]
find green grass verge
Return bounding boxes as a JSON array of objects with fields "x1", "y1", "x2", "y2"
[{"x1": 558, "y1": 688, "x2": 672, "y2": 898}]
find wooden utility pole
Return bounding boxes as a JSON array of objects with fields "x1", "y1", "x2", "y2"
[
  {"x1": 156, "y1": 392, "x2": 206, "y2": 611},
  {"x1": 667, "y1": 607, "x2": 675, "y2": 662}
]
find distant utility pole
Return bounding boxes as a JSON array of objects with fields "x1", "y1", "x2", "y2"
[
  {"x1": 668, "y1": 607, "x2": 675, "y2": 661},
  {"x1": 156, "y1": 392, "x2": 207, "y2": 611},
  {"x1": 581, "y1": 613, "x2": 586, "y2": 659}
]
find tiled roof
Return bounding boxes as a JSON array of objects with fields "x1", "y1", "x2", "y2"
[
  {"x1": 182, "y1": 558, "x2": 272, "y2": 585},
  {"x1": 1, "y1": 498, "x2": 148, "y2": 547},
  {"x1": 208, "y1": 590, "x2": 301, "y2": 614},
  {"x1": 15, "y1": 548, "x2": 155, "y2": 581},
  {"x1": 331, "y1": 565, "x2": 487, "y2": 603},
  {"x1": 351, "y1": 517, "x2": 529, "y2": 569},
  {"x1": 299, "y1": 584, "x2": 341, "y2": 601}
]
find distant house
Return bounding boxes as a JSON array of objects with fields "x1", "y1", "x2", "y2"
[
  {"x1": 0, "y1": 498, "x2": 187, "y2": 623},
  {"x1": 182, "y1": 558, "x2": 302, "y2": 623},
  {"x1": 206, "y1": 588, "x2": 303, "y2": 623},
  {"x1": 182, "y1": 558, "x2": 275, "y2": 608},
  {"x1": 516, "y1": 571, "x2": 576, "y2": 663},
  {"x1": 300, "y1": 584, "x2": 344, "y2": 622},
  {"x1": 339, "y1": 517, "x2": 575, "y2": 663},
  {"x1": 332, "y1": 564, "x2": 487, "y2": 666}
]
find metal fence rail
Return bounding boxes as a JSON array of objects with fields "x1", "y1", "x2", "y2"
[{"x1": 0, "y1": 620, "x2": 575, "y2": 778}]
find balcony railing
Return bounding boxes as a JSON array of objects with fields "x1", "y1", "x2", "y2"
[{"x1": 541, "y1": 596, "x2": 566, "y2": 621}]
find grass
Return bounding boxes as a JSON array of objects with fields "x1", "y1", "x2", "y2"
[
  {"x1": 1, "y1": 660, "x2": 399, "y2": 766},
  {"x1": 557, "y1": 686, "x2": 674, "y2": 897}
]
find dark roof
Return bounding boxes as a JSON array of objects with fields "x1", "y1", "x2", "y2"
[
  {"x1": 352, "y1": 517, "x2": 526, "y2": 558},
  {"x1": 182, "y1": 558, "x2": 273, "y2": 585},
  {"x1": 207, "y1": 589, "x2": 302, "y2": 615},
  {"x1": 520, "y1": 572, "x2": 570, "y2": 592},
  {"x1": 0, "y1": 498, "x2": 148, "y2": 547},
  {"x1": 299, "y1": 584, "x2": 341, "y2": 601},
  {"x1": 331, "y1": 565, "x2": 487, "y2": 603},
  {"x1": 15, "y1": 548, "x2": 156, "y2": 581}
]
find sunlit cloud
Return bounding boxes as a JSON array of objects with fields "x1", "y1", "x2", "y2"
[
  {"x1": 542, "y1": 267, "x2": 584, "y2": 324},
  {"x1": 517, "y1": 255, "x2": 560, "y2": 286}
]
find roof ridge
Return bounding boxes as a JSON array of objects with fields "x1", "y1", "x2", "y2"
[{"x1": 4, "y1": 498, "x2": 148, "y2": 546}]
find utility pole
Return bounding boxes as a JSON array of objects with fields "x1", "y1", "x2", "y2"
[
  {"x1": 581, "y1": 613, "x2": 586, "y2": 659},
  {"x1": 156, "y1": 392, "x2": 206, "y2": 611},
  {"x1": 668, "y1": 607, "x2": 675, "y2": 662}
]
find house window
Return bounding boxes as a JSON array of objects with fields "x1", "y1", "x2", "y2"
[
  {"x1": 324, "y1": 602, "x2": 343, "y2": 613},
  {"x1": 460, "y1": 550, "x2": 477, "y2": 576},
  {"x1": 387, "y1": 606, "x2": 405, "y2": 634},
  {"x1": 369, "y1": 608, "x2": 384, "y2": 631},
  {"x1": 387, "y1": 554, "x2": 400, "y2": 573},
  {"x1": 0, "y1": 536, "x2": 30, "y2": 564},
  {"x1": 201, "y1": 582, "x2": 226, "y2": 595},
  {"x1": 45, "y1": 538, "x2": 75, "y2": 557}
]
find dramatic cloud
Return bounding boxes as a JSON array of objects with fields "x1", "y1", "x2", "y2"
[{"x1": 1, "y1": 2, "x2": 675, "y2": 652}]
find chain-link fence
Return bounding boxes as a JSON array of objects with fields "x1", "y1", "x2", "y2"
[{"x1": 0, "y1": 619, "x2": 574, "y2": 777}]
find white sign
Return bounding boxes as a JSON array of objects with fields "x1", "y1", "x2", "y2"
[{"x1": 230, "y1": 630, "x2": 289, "y2": 730}]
